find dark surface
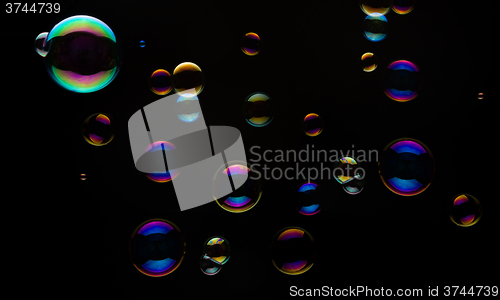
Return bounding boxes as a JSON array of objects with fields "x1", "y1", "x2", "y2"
[{"x1": 7, "y1": 0, "x2": 495, "y2": 298}]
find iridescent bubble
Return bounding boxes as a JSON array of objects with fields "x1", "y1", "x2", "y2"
[
  {"x1": 129, "y1": 219, "x2": 185, "y2": 277},
  {"x1": 176, "y1": 94, "x2": 201, "y2": 123},
  {"x1": 270, "y1": 227, "x2": 316, "y2": 275},
  {"x1": 172, "y1": 62, "x2": 204, "y2": 96},
  {"x1": 241, "y1": 32, "x2": 261, "y2": 56},
  {"x1": 144, "y1": 141, "x2": 180, "y2": 183},
  {"x1": 302, "y1": 113, "x2": 324, "y2": 137},
  {"x1": 384, "y1": 60, "x2": 421, "y2": 102},
  {"x1": 139, "y1": 40, "x2": 145, "y2": 48},
  {"x1": 200, "y1": 256, "x2": 222, "y2": 275},
  {"x1": 378, "y1": 138, "x2": 435, "y2": 196},
  {"x1": 213, "y1": 161, "x2": 262, "y2": 213},
  {"x1": 449, "y1": 194, "x2": 482, "y2": 227},
  {"x1": 41, "y1": 15, "x2": 121, "y2": 93},
  {"x1": 392, "y1": 0, "x2": 415, "y2": 15},
  {"x1": 80, "y1": 174, "x2": 86, "y2": 180},
  {"x1": 296, "y1": 182, "x2": 322, "y2": 216},
  {"x1": 149, "y1": 69, "x2": 172, "y2": 95},
  {"x1": 334, "y1": 157, "x2": 363, "y2": 184},
  {"x1": 361, "y1": 52, "x2": 378, "y2": 72},
  {"x1": 202, "y1": 236, "x2": 231, "y2": 265},
  {"x1": 342, "y1": 175, "x2": 365, "y2": 195},
  {"x1": 363, "y1": 13, "x2": 389, "y2": 42},
  {"x1": 34, "y1": 32, "x2": 49, "y2": 57},
  {"x1": 478, "y1": 93, "x2": 483, "y2": 100},
  {"x1": 82, "y1": 113, "x2": 114, "y2": 146},
  {"x1": 359, "y1": 0, "x2": 393, "y2": 15},
  {"x1": 243, "y1": 92, "x2": 274, "y2": 127}
]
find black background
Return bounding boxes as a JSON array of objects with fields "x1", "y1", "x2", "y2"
[{"x1": 6, "y1": 0, "x2": 496, "y2": 298}]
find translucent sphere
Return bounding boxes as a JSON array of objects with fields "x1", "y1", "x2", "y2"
[
  {"x1": 359, "y1": 0, "x2": 393, "y2": 15},
  {"x1": 202, "y1": 236, "x2": 231, "y2": 265},
  {"x1": 296, "y1": 182, "x2": 322, "y2": 215},
  {"x1": 200, "y1": 256, "x2": 221, "y2": 275},
  {"x1": 144, "y1": 141, "x2": 180, "y2": 183},
  {"x1": 334, "y1": 157, "x2": 363, "y2": 184},
  {"x1": 213, "y1": 161, "x2": 262, "y2": 213},
  {"x1": 34, "y1": 32, "x2": 49, "y2": 57},
  {"x1": 149, "y1": 69, "x2": 172, "y2": 95},
  {"x1": 241, "y1": 32, "x2": 261, "y2": 56},
  {"x1": 139, "y1": 40, "x2": 146, "y2": 48},
  {"x1": 384, "y1": 60, "x2": 421, "y2": 102},
  {"x1": 361, "y1": 52, "x2": 378, "y2": 72},
  {"x1": 243, "y1": 92, "x2": 274, "y2": 127},
  {"x1": 392, "y1": 0, "x2": 415, "y2": 15},
  {"x1": 176, "y1": 94, "x2": 201, "y2": 123},
  {"x1": 378, "y1": 138, "x2": 435, "y2": 196},
  {"x1": 478, "y1": 93, "x2": 484, "y2": 100},
  {"x1": 270, "y1": 227, "x2": 316, "y2": 275},
  {"x1": 172, "y1": 62, "x2": 204, "y2": 96},
  {"x1": 82, "y1": 113, "x2": 115, "y2": 146},
  {"x1": 129, "y1": 219, "x2": 185, "y2": 277},
  {"x1": 449, "y1": 194, "x2": 482, "y2": 227},
  {"x1": 41, "y1": 15, "x2": 121, "y2": 93},
  {"x1": 302, "y1": 113, "x2": 324, "y2": 136},
  {"x1": 363, "y1": 13, "x2": 389, "y2": 42}
]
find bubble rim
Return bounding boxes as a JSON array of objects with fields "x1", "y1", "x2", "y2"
[
  {"x1": 270, "y1": 226, "x2": 316, "y2": 275},
  {"x1": 449, "y1": 193, "x2": 482, "y2": 227}
]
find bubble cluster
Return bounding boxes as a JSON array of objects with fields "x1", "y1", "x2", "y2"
[
  {"x1": 241, "y1": 32, "x2": 261, "y2": 56},
  {"x1": 213, "y1": 161, "x2": 262, "y2": 213},
  {"x1": 378, "y1": 138, "x2": 435, "y2": 196},
  {"x1": 39, "y1": 15, "x2": 121, "y2": 93},
  {"x1": 449, "y1": 194, "x2": 482, "y2": 227},
  {"x1": 363, "y1": 13, "x2": 389, "y2": 42},
  {"x1": 302, "y1": 113, "x2": 324, "y2": 137},
  {"x1": 34, "y1": 32, "x2": 49, "y2": 57},
  {"x1": 82, "y1": 113, "x2": 115, "y2": 146},
  {"x1": 392, "y1": 0, "x2": 415, "y2": 15},
  {"x1": 296, "y1": 182, "x2": 322, "y2": 215},
  {"x1": 176, "y1": 94, "x2": 201, "y2": 123},
  {"x1": 361, "y1": 52, "x2": 378, "y2": 72},
  {"x1": 149, "y1": 69, "x2": 172, "y2": 95},
  {"x1": 359, "y1": 0, "x2": 392, "y2": 15},
  {"x1": 129, "y1": 219, "x2": 185, "y2": 277},
  {"x1": 172, "y1": 62, "x2": 204, "y2": 96},
  {"x1": 270, "y1": 227, "x2": 316, "y2": 275},
  {"x1": 144, "y1": 141, "x2": 180, "y2": 183},
  {"x1": 243, "y1": 92, "x2": 274, "y2": 127},
  {"x1": 384, "y1": 60, "x2": 421, "y2": 102}
]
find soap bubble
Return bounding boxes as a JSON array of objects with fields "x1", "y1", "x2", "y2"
[
  {"x1": 392, "y1": 0, "x2": 415, "y2": 15},
  {"x1": 243, "y1": 92, "x2": 274, "y2": 127},
  {"x1": 449, "y1": 194, "x2": 482, "y2": 227},
  {"x1": 296, "y1": 182, "x2": 322, "y2": 215},
  {"x1": 149, "y1": 69, "x2": 172, "y2": 95},
  {"x1": 40, "y1": 15, "x2": 121, "y2": 93},
  {"x1": 478, "y1": 93, "x2": 483, "y2": 100},
  {"x1": 176, "y1": 94, "x2": 201, "y2": 123},
  {"x1": 363, "y1": 13, "x2": 389, "y2": 42},
  {"x1": 140, "y1": 40, "x2": 145, "y2": 48},
  {"x1": 241, "y1": 32, "x2": 261, "y2": 56},
  {"x1": 129, "y1": 219, "x2": 185, "y2": 277},
  {"x1": 202, "y1": 236, "x2": 231, "y2": 265},
  {"x1": 34, "y1": 32, "x2": 49, "y2": 57},
  {"x1": 144, "y1": 141, "x2": 180, "y2": 183},
  {"x1": 361, "y1": 52, "x2": 378, "y2": 72},
  {"x1": 302, "y1": 113, "x2": 324, "y2": 136},
  {"x1": 200, "y1": 256, "x2": 222, "y2": 275},
  {"x1": 359, "y1": 0, "x2": 393, "y2": 15},
  {"x1": 384, "y1": 60, "x2": 421, "y2": 102},
  {"x1": 172, "y1": 62, "x2": 204, "y2": 96},
  {"x1": 270, "y1": 227, "x2": 316, "y2": 275},
  {"x1": 82, "y1": 113, "x2": 115, "y2": 146}
]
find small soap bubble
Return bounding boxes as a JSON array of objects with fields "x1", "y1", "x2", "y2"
[
  {"x1": 359, "y1": 0, "x2": 392, "y2": 15},
  {"x1": 384, "y1": 60, "x2": 421, "y2": 102},
  {"x1": 176, "y1": 95, "x2": 201, "y2": 123},
  {"x1": 296, "y1": 182, "x2": 322, "y2": 215},
  {"x1": 172, "y1": 62, "x2": 204, "y2": 96},
  {"x1": 392, "y1": 0, "x2": 415, "y2": 15},
  {"x1": 449, "y1": 194, "x2": 482, "y2": 227},
  {"x1": 129, "y1": 219, "x2": 186, "y2": 277},
  {"x1": 149, "y1": 69, "x2": 172, "y2": 95},
  {"x1": 363, "y1": 13, "x2": 389, "y2": 42},
  {"x1": 243, "y1": 92, "x2": 274, "y2": 127},
  {"x1": 139, "y1": 40, "x2": 146, "y2": 48},
  {"x1": 270, "y1": 227, "x2": 316, "y2": 275},
  {"x1": 202, "y1": 236, "x2": 231, "y2": 265},
  {"x1": 361, "y1": 52, "x2": 378, "y2": 72},
  {"x1": 378, "y1": 138, "x2": 435, "y2": 196},
  {"x1": 200, "y1": 256, "x2": 222, "y2": 275},
  {"x1": 334, "y1": 157, "x2": 362, "y2": 184},
  {"x1": 241, "y1": 32, "x2": 261, "y2": 56},
  {"x1": 213, "y1": 161, "x2": 262, "y2": 213},
  {"x1": 302, "y1": 113, "x2": 324, "y2": 137},
  {"x1": 478, "y1": 93, "x2": 483, "y2": 100},
  {"x1": 82, "y1": 113, "x2": 115, "y2": 146},
  {"x1": 144, "y1": 141, "x2": 180, "y2": 183},
  {"x1": 41, "y1": 15, "x2": 121, "y2": 93},
  {"x1": 80, "y1": 174, "x2": 86, "y2": 180},
  {"x1": 34, "y1": 32, "x2": 49, "y2": 57}
]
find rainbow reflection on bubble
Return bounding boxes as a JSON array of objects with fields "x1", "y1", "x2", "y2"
[
  {"x1": 34, "y1": 32, "x2": 49, "y2": 57},
  {"x1": 145, "y1": 141, "x2": 179, "y2": 182},
  {"x1": 243, "y1": 92, "x2": 274, "y2": 127},
  {"x1": 241, "y1": 32, "x2": 261, "y2": 56},
  {"x1": 82, "y1": 113, "x2": 114, "y2": 146},
  {"x1": 203, "y1": 236, "x2": 231, "y2": 265},
  {"x1": 129, "y1": 219, "x2": 185, "y2": 277},
  {"x1": 271, "y1": 227, "x2": 315, "y2": 275},
  {"x1": 392, "y1": 0, "x2": 415, "y2": 15},
  {"x1": 379, "y1": 138, "x2": 435, "y2": 196},
  {"x1": 149, "y1": 69, "x2": 172, "y2": 95},
  {"x1": 296, "y1": 183, "x2": 321, "y2": 216},
  {"x1": 200, "y1": 256, "x2": 221, "y2": 275},
  {"x1": 223, "y1": 165, "x2": 252, "y2": 209},
  {"x1": 303, "y1": 113, "x2": 324, "y2": 136},
  {"x1": 449, "y1": 194, "x2": 482, "y2": 227},
  {"x1": 42, "y1": 15, "x2": 121, "y2": 93},
  {"x1": 359, "y1": 0, "x2": 392, "y2": 15},
  {"x1": 384, "y1": 60, "x2": 420, "y2": 102},
  {"x1": 361, "y1": 52, "x2": 378, "y2": 72},
  {"x1": 478, "y1": 93, "x2": 483, "y2": 100},
  {"x1": 176, "y1": 95, "x2": 201, "y2": 123},
  {"x1": 363, "y1": 13, "x2": 388, "y2": 42}
]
